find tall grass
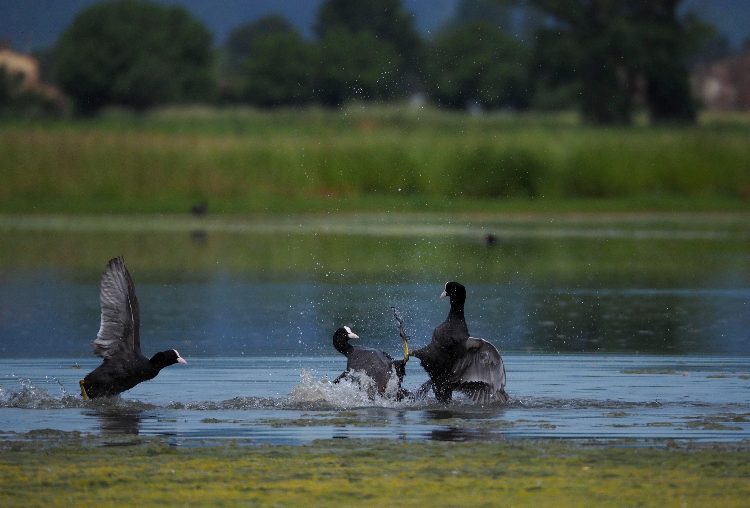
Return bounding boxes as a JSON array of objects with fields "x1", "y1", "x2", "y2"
[{"x1": 1, "y1": 107, "x2": 749, "y2": 213}]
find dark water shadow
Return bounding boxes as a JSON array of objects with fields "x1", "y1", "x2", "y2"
[
  {"x1": 87, "y1": 407, "x2": 144, "y2": 442},
  {"x1": 190, "y1": 229, "x2": 208, "y2": 245},
  {"x1": 422, "y1": 406, "x2": 507, "y2": 421},
  {"x1": 421, "y1": 406, "x2": 510, "y2": 442},
  {"x1": 428, "y1": 427, "x2": 507, "y2": 442}
]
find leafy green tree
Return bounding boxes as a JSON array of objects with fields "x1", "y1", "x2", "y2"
[
  {"x1": 687, "y1": 23, "x2": 731, "y2": 65},
  {"x1": 54, "y1": 0, "x2": 214, "y2": 113},
  {"x1": 529, "y1": 28, "x2": 581, "y2": 110},
  {"x1": 315, "y1": 0, "x2": 420, "y2": 61},
  {"x1": 225, "y1": 15, "x2": 297, "y2": 75},
  {"x1": 0, "y1": 67, "x2": 22, "y2": 106},
  {"x1": 635, "y1": 1, "x2": 697, "y2": 123},
  {"x1": 223, "y1": 16, "x2": 315, "y2": 106},
  {"x1": 452, "y1": 0, "x2": 514, "y2": 31},
  {"x1": 314, "y1": 0, "x2": 420, "y2": 101},
  {"x1": 530, "y1": 0, "x2": 700, "y2": 124},
  {"x1": 315, "y1": 30, "x2": 403, "y2": 105},
  {"x1": 425, "y1": 22, "x2": 531, "y2": 109},
  {"x1": 243, "y1": 29, "x2": 316, "y2": 106},
  {"x1": 530, "y1": 1, "x2": 639, "y2": 124}
]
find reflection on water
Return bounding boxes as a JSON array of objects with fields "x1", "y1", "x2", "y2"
[
  {"x1": 0, "y1": 215, "x2": 748, "y2": 357},
  {"x1": 90, "y1": 408, "x2": 143, "y2": 436},
  {"x1": 428, "y1": 427, "x2": 507, "y2": 442},
  {"x1": 0, "y1": 277, "x2": 747, "y2": 357}
]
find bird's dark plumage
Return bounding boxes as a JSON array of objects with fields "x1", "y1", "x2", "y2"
[
  {"x1": 190, "y1": 201, "x2": 207, "y2": 216},
  {"x1": 411, "y1": 281, "x2": 507, "y2": 404},
  {"x1": 332, "y1": 326, "x2": 410, "y2": 400},
  {"x1": 80, "y1": 257, "x2": 187, "y2": 399}
]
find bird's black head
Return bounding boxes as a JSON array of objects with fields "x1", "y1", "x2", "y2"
[
  {"x1": 440, "y1": 281, "x2": 466, "y2": 304},
  {"x1": 332, "y1": 326, "x2": 359, "y2": 354},
  {"x1": 149, "y1": 349, "x2": 188, "y2": 370}
]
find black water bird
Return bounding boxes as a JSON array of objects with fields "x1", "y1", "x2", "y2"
[
  {"x1": 79, "y1": 257, "x2": 187, "y2": 399},
  {"x1": 332, "y1": 326, "x2": 410, "y2": 400},
  {"x1": 190, "y1": 201, "x2": 207, "y2": 216},
  {"x1": 411, "y1": 281, "x2": 507, "y2": 404}
]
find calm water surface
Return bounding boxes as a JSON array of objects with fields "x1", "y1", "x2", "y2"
[{"x1": 0, "y1": 214, "x2": 748, "y2": 444}]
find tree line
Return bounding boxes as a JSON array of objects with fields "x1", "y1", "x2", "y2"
[{"x1": 10, "y1": 0, "x2": 724, "y2": 124}]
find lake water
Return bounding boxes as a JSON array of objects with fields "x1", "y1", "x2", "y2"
[{"x1": 1, "y1": 213, "x2": 748, "y2": 444}]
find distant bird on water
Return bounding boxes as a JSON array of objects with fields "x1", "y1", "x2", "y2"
[
  {"x1": 79, "y1": 256, "x2": 187, "y2": 399},
  {"x1": 191, "y1": 201, "x2": 208, "y2": 216},
  {"x1": 410, "y1": 281, "x2": 507, "y2": 404}
]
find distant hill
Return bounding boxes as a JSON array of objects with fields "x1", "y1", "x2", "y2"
[{"x1": 1, "y1": 0, "x2": 748, "y2": 52}]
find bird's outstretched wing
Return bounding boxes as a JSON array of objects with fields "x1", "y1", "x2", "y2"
[
  {"x1": 92, "y1": 256, "x2": 141, "y2": 359},
  {"x1": 451, "y1": 337, "x2": 507, "y2": 404},
  {"x1": 415, "y1": 380, "x2": 433, "y2": 400}
]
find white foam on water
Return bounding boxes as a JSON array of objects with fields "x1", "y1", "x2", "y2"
[
  {"x1": 286, "y1": 369, "x2": 412, "y2": 409},
  {"x1": 0, "y1": 378, "x2": 81, "y2": 409},
  {"x1": 0, "y1": 378, "x2": 157, "y2": 410}
]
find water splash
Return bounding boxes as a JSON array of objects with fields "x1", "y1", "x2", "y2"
[
  {"x1": 0, "y1": 378, "x2": 82, "y2": 409},
  {"x1": 286, "y1": 370, "x2": 413, "y2": 410},
  {"x1": 3, "y1": 373, "x2": 718, "y2": 413},
  {"x1": 0, "y1": 378, "x2": 157, "y2": 410}
]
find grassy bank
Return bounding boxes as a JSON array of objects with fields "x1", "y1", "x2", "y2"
[
  {"x1": 1, "y1": 107, "x2": 749, "y2": 213},
  {"x1": 1, "y1": 437, "x2": 748, "y2": 507}
]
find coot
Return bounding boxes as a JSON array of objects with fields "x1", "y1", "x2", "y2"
[
  {"x1": 411, "y1": 281, "x2": 507, "y2": 403},
  {"x1": 332, "y1": 326, "x2": 410, "y2": 400},
  {"x1": 79, "y1": 257, "x2": 187, "y2": 399}
]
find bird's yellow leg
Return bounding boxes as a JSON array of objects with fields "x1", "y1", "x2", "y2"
[
  {"x1": 79, "y1": 380, "x2": 90, "y2": 400},
  {"x1": 403, "y1": 339, "x2": 409, "y2": 361}
]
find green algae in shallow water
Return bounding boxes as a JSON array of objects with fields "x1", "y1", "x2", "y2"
[
  {"x1": 683, "y1": 414, "x2": 750, "y2": 431},
  {"x1": 419, "y1": 415, "x2": 516, "y2": 430},
  {"x1": 606, "y1": 411, "x2": 630, "y2": 418},
  {"x1": 259, "y1": 415, "x2": 388, "y2": 428},
  {"x1": 686, "y1": 421, "x2": 742, "y2": 431},
  {"x1": 621, "y1": 368, "x2": 690, "y2": 375},
  {"x1": 200, "y1": 418, "x2": 244, "y2": 424},
  {"x1": 1, "y1": 437, "x2": 749, "y2": 507}
]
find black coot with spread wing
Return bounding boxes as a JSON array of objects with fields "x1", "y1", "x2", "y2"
[
  {"x1": 79, "y1": 257, "x2": 187, "y2": 399},
  {"x1": 332, "y1": 326, "x2": 410, "y2": 400},
  {"x1": 411, "y1": 281, "x2": 507, "y2": 404}
]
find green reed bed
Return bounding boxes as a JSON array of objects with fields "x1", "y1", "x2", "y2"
[
  {"x1": 1, "y1": 437, "x2": 748, "y2": 507},
  {"x1": 1, "y1": 108, "x2": 749, "y2": 213}
]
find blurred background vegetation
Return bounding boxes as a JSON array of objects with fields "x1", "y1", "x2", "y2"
[{"x1": 1, "y1": 0, "x2": 749, "y2": 213}]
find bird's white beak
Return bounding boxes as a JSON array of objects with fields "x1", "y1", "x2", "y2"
[
  {"x1": 174, "y1": 349, "x2": 188, "y2": 365},
  {"x1": 440, "y1": 290, "x2": 448, "y2": 299},
  {"x1": 348, "y1": 332, "x2": 359, "y2": 339}
]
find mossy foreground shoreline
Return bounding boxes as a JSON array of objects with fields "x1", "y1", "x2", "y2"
[{"x1": 1, "y1": 437, "x2": 748, "y2": 507}]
